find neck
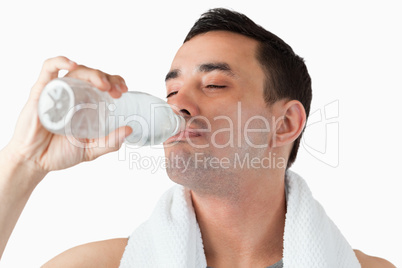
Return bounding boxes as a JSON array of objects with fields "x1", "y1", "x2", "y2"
[{"x1": 190, "y1": 169, "x2": 286, "y2": 267}]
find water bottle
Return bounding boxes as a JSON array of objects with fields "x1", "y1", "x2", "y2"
[{"x1": 37, "y1": 77, "x2": 185, "y2": 146}]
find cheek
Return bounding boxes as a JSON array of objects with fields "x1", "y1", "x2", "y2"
[
  {"x1": 210, "y1": 117, "x2": 236, "y2": 147},
  {"x1": 239, "y1": 109, "x2": 272, "y2": 148},
  {"x1": 205, "y1": 102, "x2": 238, "y2": 147},
  {"x1": 205, "y1": 98, "x2": 272, "y2": 148}
]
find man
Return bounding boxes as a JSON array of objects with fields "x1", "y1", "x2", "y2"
[{"x1": 0, "y1": 8, "x2": 395, "y2": 268}]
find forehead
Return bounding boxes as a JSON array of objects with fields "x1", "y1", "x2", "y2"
[{"x1": 171, "y1": 31, "x2": 262, "y2": 74}]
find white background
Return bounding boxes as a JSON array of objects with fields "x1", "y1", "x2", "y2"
[{"x1": 0, "y1": 1, "x2": 401, "y2": 267}]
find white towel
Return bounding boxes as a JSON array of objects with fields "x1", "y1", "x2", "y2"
[{"x1": 119, "y1": 170, "x2": 361, "y2": 268}]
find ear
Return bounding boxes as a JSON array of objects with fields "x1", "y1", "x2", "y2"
[{"x1": 271, "y1": 100, "x2": 306, "y2": 148}]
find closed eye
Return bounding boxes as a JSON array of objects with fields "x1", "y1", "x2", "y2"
[
  {"x1": 166, "y1": 91, "x2": 178, "y2": 98},
  {"x1": 206, "y1": 85, "x2": 226, "y2": 89},
  {"x1": 167, "y1": 85, "x2": 226, "y2": 98}
]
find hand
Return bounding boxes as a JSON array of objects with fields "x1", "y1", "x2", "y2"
[{"x1": 5, "y1": 56, "x2": 132, "y2": 175}]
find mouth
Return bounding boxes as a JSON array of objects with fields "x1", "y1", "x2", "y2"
[{"x1": 165, "y1": 129, "x2": 202, "y2": 144}]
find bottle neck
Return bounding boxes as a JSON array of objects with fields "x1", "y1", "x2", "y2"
[{"x1": 172, "y1": 114, "x2": 186, "y2": 136}]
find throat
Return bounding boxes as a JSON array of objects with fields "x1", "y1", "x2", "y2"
[{"x1": 190, "y1": 179, "x2": 286, "y2": 268}]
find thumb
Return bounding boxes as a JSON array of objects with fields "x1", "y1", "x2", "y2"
[{"x1": 87, "y1": 126, "x2": 133, "y2": 161}]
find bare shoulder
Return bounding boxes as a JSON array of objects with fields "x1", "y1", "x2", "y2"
[
  {"x1": 41, "y1": 238, "x2": 128, "y2": 268},
  {"x1": 354, "y1": 249, "x2": 396, "y2": 268}
]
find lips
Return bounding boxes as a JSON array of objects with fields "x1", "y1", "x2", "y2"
[{"x1": 165, "y1": 129, "x2": 202, "y2": 144}]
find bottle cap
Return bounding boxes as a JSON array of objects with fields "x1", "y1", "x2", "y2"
[{"x1": 38, "y1": 78, "x2": 75, "y2": 132}]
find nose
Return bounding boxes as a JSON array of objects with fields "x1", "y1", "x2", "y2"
[{"x1": 168, "y1": 87, "x2": 200, "y2": 118}]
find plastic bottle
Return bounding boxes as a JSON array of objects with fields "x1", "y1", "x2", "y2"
[{"x1": 38, "y1": 77, "x2": 185, "y2": 146}]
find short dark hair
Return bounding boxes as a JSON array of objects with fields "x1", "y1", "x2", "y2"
[{"x1": 184, "y1": 8, "x2": 312, "y2": 168}]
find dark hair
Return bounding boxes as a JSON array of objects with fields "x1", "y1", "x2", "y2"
[{"x1": 184, "y1": 8, "x2": 312, "y2": 168}]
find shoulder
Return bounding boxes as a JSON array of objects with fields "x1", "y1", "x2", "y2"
[
  {"x1": 354, "y1": 249, "x2": 396, "y2": 268},
  {"x1": 41, "y1": 238, "x2": 128, "y2": 268}
]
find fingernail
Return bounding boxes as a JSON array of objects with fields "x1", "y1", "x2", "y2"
[
  {"x1": 69, "y1": 60, "x2": 76, "y2": 65},
  {"x1": 120, "y1": 83, "x2": 127, "y2": 91},
  {"x1": 115, "y1": 84, "x2": 122, "y2": 92},
  {"x1": 102, "y1": 76, "x2": 109, "y2": 84},
  {"x1": 126, "y1": 126, "x2": 133, "y2": 136}
]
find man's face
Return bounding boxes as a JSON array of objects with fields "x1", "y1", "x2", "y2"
[{"x1": 163, "y1": 31, "x2": 278, "y2": 190}]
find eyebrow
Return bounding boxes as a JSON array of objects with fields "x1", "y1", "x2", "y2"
[
  {"x1": 165, "y1": 69, "x2": 180, "y2": 81},
  {"x1": 165, "y1": 62, "x2": 235, "y2": 82}
]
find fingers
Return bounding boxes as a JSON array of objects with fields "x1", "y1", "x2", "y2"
[
  {"x1": 31, "y1": 56, "x2": 77, "y2": 99},
  {"x1": 32, "y1": 56, "x2": 128, "y2": 102},
  {"x1": 65, "y1": 66, "x2": 128, "y2": 98},
  {"x1": 108, "y1": 75, "x2": 128, "y2": 98},
  {"x1": 37, "y1": 56, "x2": 78, "y2": 85},
  {"x1": 84, "y1": 126, "x2": 133, "y2": 161}
]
